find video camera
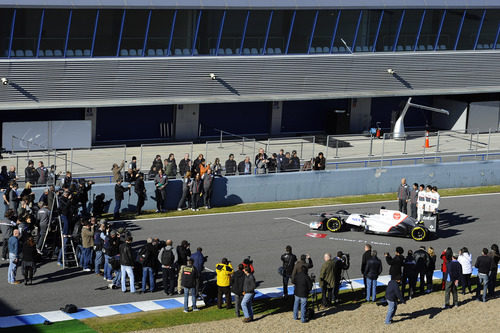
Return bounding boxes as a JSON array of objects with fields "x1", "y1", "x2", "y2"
[{"x1": 341, "y1": 252, "x2": 350, "y2": 270}]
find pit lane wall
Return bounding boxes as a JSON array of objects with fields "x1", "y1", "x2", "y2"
[{"x1": 2, "y1": 160, "x2": 499, "y2": 217}]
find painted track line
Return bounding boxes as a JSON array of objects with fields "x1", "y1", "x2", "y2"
[
  {"x1": 121, "y1": 192, "x2": 500, "y2": 223},
  {"x1": 274, "y1": 217, "x2": 310, "y2": 226}
]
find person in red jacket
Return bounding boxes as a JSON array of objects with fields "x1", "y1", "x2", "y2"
[
  {"x1": 241, "y1": 257, "x2": 254, "y2": 274},
  {"x1": 440, "y1": 247, "x2": 453, "y2": 290}
]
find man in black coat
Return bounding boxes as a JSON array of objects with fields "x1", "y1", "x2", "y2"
[
  {"x1": 176, "y1": 240, "x2": 191, "y2": 294},
  {"x1": 231, "y1": 264, "x2": 246, "y2": 317},
  {"x1": 225, "y1": 154, "x2": 237, "y2": 176},
  {"x1": 114, "y1": 179, "x2": 131, "y2": 220},
  {"x1": 280, "y1": 245, "x2": 297, "y2": 298},
  {"x1": 364, "y1": 250, "x2": 382, "y2": 302},
  {"x1": 119, "y1": 236, "x2": 136, "y2": 293},
  {"x1": 385, "y1": 247, "x2": 404, "y2": 281},
  {"x1": 25, "y1": 160, "x2": 39, "y2": 184},
  {"x1": 361, "y1": 244, "x2": 372, "y2": 297},
  {"x1": 292, "y1": 267, "x2": 313, "y2": 323},
  {"x1": 443, "y1": 253, "x2": 462, "y2": 308},
  {"x1": 413, "y1": 246, "x2": 430, "y2": 295},
  {"x1": 237, "y1": 157, "x2": 251, "y2": 175},
  {"x1": 134, "y1": 173, "x2": 146, "y2": 215},
  {"x1": 178, "y1": 154, "x2": 191, "y2": 177}
]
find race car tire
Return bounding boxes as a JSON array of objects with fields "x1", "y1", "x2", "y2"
[
  {"x1": 326, "y1": 217, "x2": 342, "y2": 232},
  {"x1": 411, "y1": 226, "x2": 428, "y2": 241}
]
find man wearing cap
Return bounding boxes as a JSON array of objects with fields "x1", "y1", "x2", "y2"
[
  {"x1": 443, "y1": 253, "x2": 462, "y2": 309},
  {"x1": 216, "y1": 258, "x2": 233, "y2": 309}
]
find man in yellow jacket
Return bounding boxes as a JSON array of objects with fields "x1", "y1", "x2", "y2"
[{"x1": 216, "y1": 258, "x2": 233, "y2": 309}]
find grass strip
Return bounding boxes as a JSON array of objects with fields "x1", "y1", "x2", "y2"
[
  {"x1": 0, "y1": 319, "x2": 96, "y2": 333},
  {"x1": 106, "y1": 184, "x2": 500, "y2": 221}
]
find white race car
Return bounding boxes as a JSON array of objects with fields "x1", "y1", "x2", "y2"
[{"x1": 309, "y1": 208, "x2": 438, "y2": 241}]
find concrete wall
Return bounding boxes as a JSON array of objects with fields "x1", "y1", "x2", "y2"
[
  {"x1": 3, "y1": 160, "x2": 500, "y2": 217},
  {"x1": 432, "y1": 98, "x2": 468, "y2": 131}
]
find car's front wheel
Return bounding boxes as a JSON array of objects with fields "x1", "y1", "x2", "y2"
[
  {"x1": 326, "y1": 217, "x2": 342, "y2": 232},
  {"x1": 411, "y1": 226, "x2": 428, "y2": 241}
]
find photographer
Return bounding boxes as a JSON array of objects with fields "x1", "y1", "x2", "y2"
[
  {"x1": 292, "y1": 266, "x2": 313, "y2": 323},
  {"x1": 319, "y1": 253, "x2": 335, "y2": 308},
  {"x1": 57, "y1": 190, "x2": 73, "y2": 266},
  {"x1": 154, "y1": 169, "x2": 168, "y2": 213},
  {"x1": 385, "y1": 246, "x2": 404, "y2": 281},
  {"x1": 291, "y1": 254, "x2": 313, "y2": 282},
  {"x1": 176, "y1": 240, "x2": 191, "y2": 294},
  {"x1": 280, "y1": 245, "x2": 297, "y2": 298},
  {"x1": 231, "y1": 264, "x2": 245, "y2": 318},
  {"x1": 36, "y1": 202, "x2": 50, "y2": 253},
  {"x1": 215, "y1": 258, "x2": 233, "y2": 309},
  {"x1": 77, "y1": 179, "x2": 93, "y2": 215},
  {"x1": 332, "y1": 251, "x2": 348, "y2": 303},
  {"x1": 114, "y1": 179, "x2": 131, "y2": 220},
  {"x1": 191, "y1": 247, "x2": 207, "y2": 294},
  {"x1": 25, "y1": 160, "x2": 39, "y2": 185},
  {"x1": 134, "y1": 173, "x2": 146, "y2": 215}
]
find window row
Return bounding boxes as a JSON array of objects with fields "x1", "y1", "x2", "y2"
[{"x1": 1, "y1": 9, "x2": 499, "y2": 58}]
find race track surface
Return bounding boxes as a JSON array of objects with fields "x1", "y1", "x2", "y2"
[{"x1": 0, "y1": 193, "x2": 498, "y2": 315}]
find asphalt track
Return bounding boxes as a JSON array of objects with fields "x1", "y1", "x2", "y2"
[{"x1": 0, "y1": 193, "x2": 499, "y2": 316}]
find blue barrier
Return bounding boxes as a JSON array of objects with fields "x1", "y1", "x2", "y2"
[{"x1": 2, "y1": 160, "x2": 500, "y2": 217}]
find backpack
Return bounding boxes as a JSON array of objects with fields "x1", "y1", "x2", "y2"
[
  {"x1": 60, "y1": 304, "x2": 78, "y2": 314},
  {"x1": 161, "y1": 248, "x2": 174, "y2": 266}
]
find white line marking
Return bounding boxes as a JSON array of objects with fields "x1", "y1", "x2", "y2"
[
  {"x1": 328, "y1": 237, "x2": 391, "y2": 246},
  {"x1": 120, "y1": 192, "x2": 500, "y2": 223},
  {"x1": 273, "y1": 217, "x2": 310, "y2": 226}
]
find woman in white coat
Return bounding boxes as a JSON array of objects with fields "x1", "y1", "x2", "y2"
[{"x1": 457, "y1": 247, "x2": 472, "y2": 294}]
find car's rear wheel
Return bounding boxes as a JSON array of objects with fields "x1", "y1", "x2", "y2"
[
  {"x1": 411, "y1": 226, "x2": 428, "y2": 241},
  {"x1": 326, "y1": 217, "x2": 342, "y2": 232}
]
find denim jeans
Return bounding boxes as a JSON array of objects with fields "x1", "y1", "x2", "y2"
[
  {"x1": 366, "y1": 277, "x2": 377, "y2": 301},
  {"x1": 184, "y1": 287, "x2": 197, "y2": 311},
  {"x1": 234, "y1": 294, "x2": 243, "y2": 317},
  {"x1": 477, "y1": 273, "x2": 489, "y2": 302},
  {"x1": 241, "y1": 293, "x2": 254, "y2": 319},
  {"x1": 94, "y1": 250, "x2": 103, "y2": 274},
  {"x1": 104, "y1": 255, "x2": 113, "y2": 280},
  {"x1": 282, "y1": 274, "x2": 291, "y2": 296},
  {"x1": 121, "y1": 265, "x2": 135, "y2": 292},
  {"x1": 385, "y1": 300, "x2": 397, "y2": 324},
  {"x1": 142, "y1": 267, "x2": 155, "y2": 292},
  {"x1": 8, "y1": 255, "x2": 17, "y2": 283},
  {"x1": 114, "y1": 199, "x2": 122, "y2": 215},
  {"x1": 112, "y1": 269, "x2": 121, "y2": 286},
  {"x1": 82, "y1": 247, "x2": 93, "y2": 269},
  {"x1": 293, "y1": 296, "x2": 307, "y2": 322}
]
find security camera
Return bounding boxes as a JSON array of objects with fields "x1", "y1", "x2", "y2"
[
  {"x1": 209, "y1": 73, "x2": 216, "y2": 80},
  {"x1": 1, "y1": 78, "x2": 8, "y2": 85},
  {"x1": 387, "y1": 69, "x2": 395, "y2": 75}
]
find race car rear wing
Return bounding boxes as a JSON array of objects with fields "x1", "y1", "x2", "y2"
[{"x1": 421, "y1": 212, "x2": 438, "y2": 233}]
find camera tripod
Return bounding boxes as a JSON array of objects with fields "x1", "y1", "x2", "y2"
[
  {"x1": 340, "y1": 268, "x2": 355, "y2": 293},
  {"x1": 40, "y1": 192, "x2": 78, "y2": 269}
]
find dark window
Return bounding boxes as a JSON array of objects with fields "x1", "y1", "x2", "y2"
[
  {"x1": 11, "y1": 9, "x2": 42, "y2": 57},
  {"x1": 311, "y1": 10, "x2": 338, "y2": 53},
  {"x1": 39, "y1": 9, "x2": 70, "y2": 57},
  {"x1": 477, "y1": 10, "x2": 500, "y2": 49},
  {"x1": 282, "y1": 10, "x2": 307, "y2": 54},
  {"x1": 93, "y1": 10, "x2": 123, "y2": 56},
  {"x1": 333, "y1": 10, "x2": 361, "y2": 52},
  {"x1": 0, "y1": 9, "x2": 14, "y2": 57},
  {"x1": 355, "y1": 10, "x2": 382, "y2": 52},
  {"x1": 146, "y1": 10, "x2": 175, "y2": 55},
  {"x1": 456, "y1": 10, "x2": 484, "y2": 50},
  {"x1": 397, "y1": 9, "x2": 424, "y2": 51},
  {"x1": 415, "y1": 9, "x2": 444, "y2": 51},
  {"x1": 67, "y1": 9, "x2": 98, "y2": 56},
  {"x1": 171, "y1": 10, "x2": 197, "y2": 55},
  {"x1": 219, "y1": 10, "x2": 247, "y2": 54},
  {"x1": 196, "y1": 10, "x2": 224, "y2": 55},
  {"x1": 375, "y1": 10, "x2": 403, "y2": 51},
  {"x1": 120, "y1": 10, "x2": 150, "y2": 56},
  {"x1": 437, "y1": 10, "x2": 464, "y2": 50},
  {"x1": 243, "y1": 10, "x2": 271, "y2": 54}
]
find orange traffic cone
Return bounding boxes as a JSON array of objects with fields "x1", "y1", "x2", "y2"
[
  {"x1": 376, "y1": 128, "x2": 381, "y2": 138},
  {"x1": 423, "y1": 131, "x2": 430, "y2": 148}
]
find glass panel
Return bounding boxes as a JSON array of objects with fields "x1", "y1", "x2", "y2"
[
  {"x1": 93, "y1": 10, "x2": 123, "y2": 56},
  {"x1": 243, "y1": 10, "x2": 271, "y2": 54},
  {"x1": 456, "y1": 10, "x2": 484, "y2": 50},
  {"x1": 416, "y1": 9, "x2": 444, "y2": 51},
  {"x1": 120, "y1": 10, "x2": 149, "y2": 55},
  {"x1": 375, "y1": 9, "x2": 403, "y2": 51},
  {"x1": 196, "y1": 10, "x2": 224, "y2": 55},
  {"x1": 67, "y1": 9, "x2": 98, "y2": 56},
  {"x1": 397, "y1": 9, "x2": 424, "y2": 51},
  {"x1": 333, "y1": 10, "x2": 360, "y2": 52},
  {"x1": 436, "y1": 10, "x2": 463, "y2": 50},
  {"x1": 0, "y1": 9, "x2": 14, "y2": 57},
  {"x1": 311, "y1": 10, "x2": 338, "y2": 52},
  {"x1": 39, "y1": 9, "x2": 70, "y2": 56},
  {"x1": 219, "y1": 10, "x2": 247, "y2": 53},
  {"x1": 477, "y1": 10, "x2": 500, "y2": 49},
  {"x1": 355, "y1": 10, "x2": 381, "y2": 52},
  {"x1": 288, "y1": 10, "x2": 313, "y2": 54},
  {"x1": 147, "y1": 10, "x2": 175, "y2": 55},
  {"x1": 11, "y1": 9, "x2": 42, "y2": 57},
  {"x1": 171, "y1": 10, "x2": 197, "y2": 55}
]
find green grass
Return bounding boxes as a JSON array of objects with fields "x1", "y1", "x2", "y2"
[
  {"x1": 105, "y1": 184, "x2": 500, "y2": 222},
  {"x1": 0, "y1": 320, "x2": 96, "y2": 333}
]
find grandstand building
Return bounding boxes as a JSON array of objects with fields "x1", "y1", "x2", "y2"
[{"x1": 0, "y1": 1, "x2": 499, "y2": 147}]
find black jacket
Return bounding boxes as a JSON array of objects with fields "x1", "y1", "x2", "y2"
[
  {"x1": 237, "y1": 161, "x2": 251, "y2": 175},
  {"x1": 364, "y1": 257, "x2": 383, "y2": 280},
  {"x1": 293, "y1": 271, "x2": 313, "y2": 297},
  {"x1": 386, "y1": 254, "x2": 404, "y2": 280},
  {"x1": 243, "y1": 273, "x2": 256, "y2": 294},
  {"x1": 413, "y1": 249, "x2": 430, "y2": 272},
  {"x1": 180, "y1": 265, "x2": 198, "y2": 288},
  {"x1": 119, "y1": 242, "x2": 135, "y2": 266},
  {"x1": 446, "y1": 260, "x2": 462, "y2": 281},
  {"x1": 403, "y1": 255, "x2": 417, "y2": 278},
  {"x1": 313, "y1": 156, "x2": 326, "y2": 170},
  {"x1": 385, "y1": 280, "x2": 404, "y2": 303},
  {"x1": 141, "y1": 243, "x2": 156, "y2": 268},
  {"x1": 176, "y1": 245, "x2": 191, "y2": 266},
  {"x1": 178, "y1": 159, "x2": 191, "y2": 177},
  {"x1": 115, "y1": 184, "x2": 129, "y2": 201},
  {"x1": 475, "y1": 255, "x2": 493, "y2": 274},
  {"x1": 289, "y1": 156, "x2": 300, "y2": 171},
  {"x1": 361, "y1": 250, "x2": 372, "y2": 275},
  {"x1": 134, "y1": 178, "x2": 146, "y2": 196},
  {"x1": 225, "y1": 159, "x2": 237, "y2": 176},
  {"x1": 231, "y1": 270, "x2": 246, "y2": 296},
  {"x1": 25, "y1": 166, "x2": 39, "y2": 184},
  {"x1": 281, "y1": 252, "x2": 297, "y2": 276}
]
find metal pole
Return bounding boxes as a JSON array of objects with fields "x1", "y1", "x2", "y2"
[
  {"x1": 325, "y1": 135, "x2": 330, "y2": 160},
  {"x1": 266, "y1": 138, "x2": 270, "y2": 155},
  {"x1": 335, "y1": 139, "x2": 339, "y2": 158},
  {"x1": 402, "y1": 135, "x2": 408, "y2": 155},
  {"x1": 140, "y1": 145, "x2": 143, "y2": 171},
  {"x1": 27, "y1": 141, "x2": 30, "y2": 160},
  {"x1": 468, "y1": 132, "x2": 473, "y2": 151},
  {"x1": 436, "y1": 131, "x2": 441, "y2": 152},
  {"x1": 190, "y1": 143, "x2": 193, "y2": 162},
  {"x1": 11, "y1": 136, "x2": 14, "y2": 154},
  {"x1": 123, "y1": 145, "x2": 127, "y2": 164},
  {"x1": 16, "y1": 155, "x2": 18, "y2": 174},
  {"x1": 241, "y1": 137, "x2": 245, "y2": 155},
  {"x1": 70, "y1": 148, "x2": 73, "y2": 174},
  {"x1": 253, "y1": 139, "x2": 256, "y2": 159},
  {"x1": 486, "y1": 128, "x2": 491, "y2": 160},
  {"x1": 64, "y1": 152, "x2": 67, "y2": 172},
  {"x1": 312, "y1": 136, "x2": 315, "y2": 160},
  {"x1": 475, "y1": 130, "x2": 479, "y2": 157},
  {"x1": 368, "y1": 135, "x2": 374, "y2": 156},
  {"x1": 380, "y1": 133, "x2": 386, "y2": 169},
  {"x1": 300, "y1": 142, "x2": 303, "y2": 158},
  {"x1": 219, "y1": 130, "x2": 223, "y2": 149},
  {"x1": 205, "y1": 141, "x2": 208, "y2": 161}
]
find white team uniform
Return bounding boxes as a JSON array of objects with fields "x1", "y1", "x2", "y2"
[
  {"x1": 430, "y1": 191, "x2": 440, "y2": 213},
  {"x1": 417, "y1": 190, "x2": 426, "y2": 220},
  {"x1": 424, "y1": 190, "x2": 433, "y2": 212}
]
